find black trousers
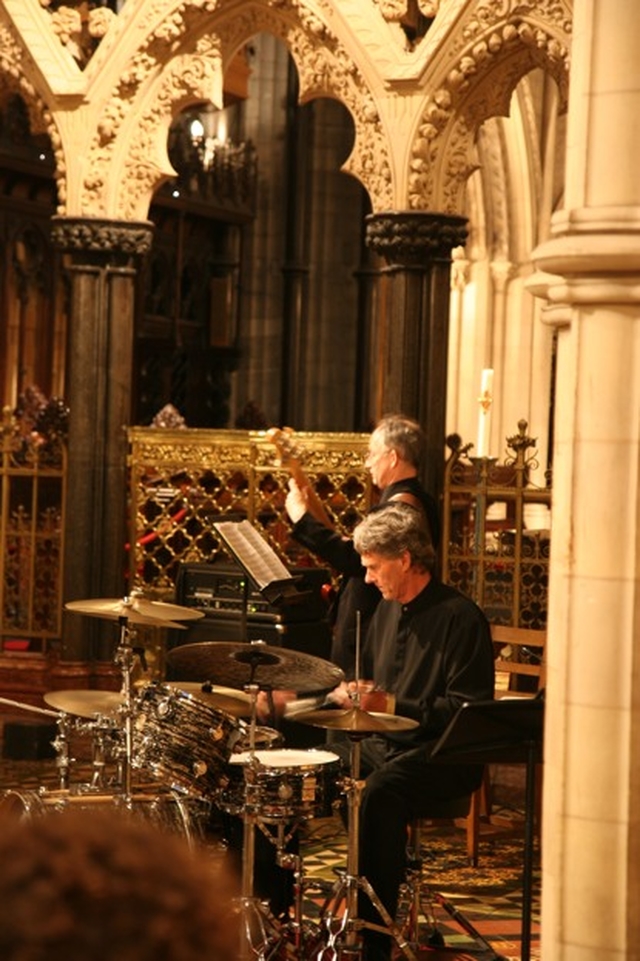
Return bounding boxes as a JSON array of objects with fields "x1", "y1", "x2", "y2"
[{"x1": 331, "y1": 735, "x2": 483, "y2": 955}]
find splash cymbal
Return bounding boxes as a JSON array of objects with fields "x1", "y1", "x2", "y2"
[
  {"x1": 43, "y1": 689, "x2": 123, "y2": 719},
  {"x1": 166, "y1": 640, "x2": 344, "y2": 696},
  {"x1": 65, "y1": 596, "x2": 202, "y2": 628},
  {"x1": 294, "y1": 704, "x2": 419, "y2": 733}
]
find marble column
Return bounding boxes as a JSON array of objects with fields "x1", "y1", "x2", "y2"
[
  {"x1": 50, "y1": 217, "x2": 153, "y2": 663},
  {"x1": 365, "y1": 211, "x2": 468, "y2": 509},
  {"x1": 530, "y1": 2, "x2": 640, "y2": 959}
]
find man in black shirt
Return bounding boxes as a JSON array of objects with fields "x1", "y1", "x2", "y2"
[
  {"x1": 285, "y1": 414, "x2": 440, "y2": 678},
  {"x1": 329, "y1": 505, "x2": 494, "y2": 961}
]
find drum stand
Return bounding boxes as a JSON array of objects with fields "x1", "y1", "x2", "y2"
[
  {"x1": 236, "y1": 683, "x2": 288, "y2": 961},
  {"x1": 111, "y1": 615, "x2": 144, "y2": 804},
  {"x1": 314, "y1": 733, "x2": 417, "y2": 961}
]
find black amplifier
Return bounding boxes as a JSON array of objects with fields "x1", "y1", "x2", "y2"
[
  {"x1": 174, "y1": 561, "x2": 331, "y2": 623},
  {"x1": 169, "y1": 561, "x2": 333, "y2": 661}
]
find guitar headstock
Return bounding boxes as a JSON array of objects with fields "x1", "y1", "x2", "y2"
[{"x1": 266, "y1": 427, "x2": 304, "y2": 467}]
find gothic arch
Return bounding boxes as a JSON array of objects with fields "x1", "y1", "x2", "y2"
[
  {"x1": 0, "y1": 18, "x2": 64, "y2": 208},
  {"x1": 408, "y1": 1, "x2": 571, "y2": 212},
  {"x1": 75, "y1": 1, "x2": 392, "y2": 220}
]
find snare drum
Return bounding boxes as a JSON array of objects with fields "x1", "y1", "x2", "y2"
[
  {"x1": 0, "y1": 788, "x2": 209, "y2": 847},
  {"x1": 133, "y1": 681, "x2": 238, "y2": 798},
  {"x1": 220, "y1": 748, "x2": 342, "y2": 821}
]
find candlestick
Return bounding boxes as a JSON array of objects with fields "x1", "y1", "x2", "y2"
[{"x1": 476, "y1": 368, "x2": 494, "y2": 458}]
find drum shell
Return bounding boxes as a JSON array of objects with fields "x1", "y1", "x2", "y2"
[
  {"x1": 133, "y1": 681, "x2": 238, "y2": 798},
  {"x1": 219, "y1": 748, "x2": 342, "y2": 821}
]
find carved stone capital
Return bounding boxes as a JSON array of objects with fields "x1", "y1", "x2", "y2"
[
  {"x1": 365, "y1": 211, "x2": 468, "y2": 266},
  {"x1": 50, "y1": 217, "x2": 154, "y2": 257}
]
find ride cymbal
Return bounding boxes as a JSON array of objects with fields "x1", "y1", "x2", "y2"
[
  {"x1": 44, "y1": 690, "x2": 123, "y2": 719},
  {"x1": 166, "y1": 640, "x2": 344, "y2": 696},
  {"x1": 294, "y1": 704, "x2": 419, "y2": 733}
]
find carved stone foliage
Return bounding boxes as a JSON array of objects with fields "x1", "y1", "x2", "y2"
[
  {"x1": 366, "y1": 210, "x2": 468, "y2": 265},
  {"x1": 408, "y1": 0, "x2": 571, "y2": 212},
  {"x1": 86, "y1": 0, "x2": 392, "y2": 220},
  {"x1": 39, "y1": 1, "x2": 117, "y2": 67},
  {"x1": 50, "y1": 217, "x2": 154, "y2": 257}
]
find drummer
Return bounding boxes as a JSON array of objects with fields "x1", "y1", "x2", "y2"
[{"x1": 263, "y1": 504, "x2": 494, "y2": 961}]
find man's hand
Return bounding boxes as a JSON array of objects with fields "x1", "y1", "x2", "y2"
[
  {"x1": 325, "y1": 681, "x2": 395, "y2": 715},
  {"x1": 255, "y1": 688, "x2": 297, "y2": 723},
  {"x1": 284, "y1": 479, "x2": 309, "y2": 523}
]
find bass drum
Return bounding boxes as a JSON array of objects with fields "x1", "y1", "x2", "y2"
[{"x1": 0, "y1": 788, "x2": 210, "y2": 848}]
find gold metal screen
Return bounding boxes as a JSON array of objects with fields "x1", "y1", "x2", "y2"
[
  {"x1": 0, "y1": 406, "x2": 66, "y2": 654},
  {"x1": 442, "y1": 420, "x2": 551, "y2": 628},
  {"x1": 126, "y1": 427, "x2": 373, "y2": 599}
]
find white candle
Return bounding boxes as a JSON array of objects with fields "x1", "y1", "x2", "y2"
[{"x1": 476, "y1": 368, "x2": 494, "y2": 458}]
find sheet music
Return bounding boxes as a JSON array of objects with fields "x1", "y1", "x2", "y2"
[{"x1": 214, "y1": 520, "x2": 293, "y2": 590}]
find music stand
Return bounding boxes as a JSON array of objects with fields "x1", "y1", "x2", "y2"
[
  {"x1": 214, "y1": 519, "x2": 311, "y2": 614},
  {"x1": 429, "y1": 696, "x2": 544, "y2": 961}
]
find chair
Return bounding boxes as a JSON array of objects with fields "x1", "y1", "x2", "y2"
[{"x1": 457, "y1": 624, "x2": 547, "y2": 864}]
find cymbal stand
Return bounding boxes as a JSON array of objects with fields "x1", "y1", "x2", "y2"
[
  {"x1": 314, "y1": 729, "x2": 417, "y2": 961},
  {"x1": 236, "y1": 682, "x2": 283, "y2": 961},
  {"x1": 113, "y1": 614, "x2": 141, "y2": 804}
]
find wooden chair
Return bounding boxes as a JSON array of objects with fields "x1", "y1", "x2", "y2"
[{"x1": 458, "y1": 624, "x2": 546, "y2": 865}]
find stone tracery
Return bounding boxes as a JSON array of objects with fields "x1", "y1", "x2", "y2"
[{"x1": 1, "y1": 0, "x2": 571, "y2": 222}]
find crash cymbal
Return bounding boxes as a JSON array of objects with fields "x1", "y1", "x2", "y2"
[
  {"x1": 166, "y1": 640, "x2": 344, "y2": 697},
  {"x1": 44, "y1": 690, "x2": 123, "y2": 719},
  {"x1": 158, "y1": 681, "x2": 252, "y2": 718},
  {"x1": 295, "y1": 705, "x2": 419, "y2": 733},
  {"x1": 65, "y1": 597, "x2": 198, "y2": 629}
]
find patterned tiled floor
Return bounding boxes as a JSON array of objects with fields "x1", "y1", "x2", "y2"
[{"x1": 298, "y1": 814, "x2": 540, "y2": 961}]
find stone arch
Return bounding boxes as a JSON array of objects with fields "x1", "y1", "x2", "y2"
[
  {"x1": 0, "y1": 20, "x2": 64, "y2": 210},
  {"x1": 408, "y1": 2, "x2": 571, "y2": 211},
  {"x1": 81, "y1": 1, "x2": 391, "y2": 220}
]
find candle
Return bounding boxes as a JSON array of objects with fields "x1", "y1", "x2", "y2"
[{"x1": 476, "y1": 368, "x2": 494, "y2": 458}]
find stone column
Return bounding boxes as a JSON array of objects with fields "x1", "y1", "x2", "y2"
[
  {"x1": 365, "y1": 211, "x2": 468, "y2": 509},
  {"x1": 50, "y1": 217, "x2": 153, "y2": 663},
  {"x1": 530, "y1": 3, "x2": 640, "y2": 959}
]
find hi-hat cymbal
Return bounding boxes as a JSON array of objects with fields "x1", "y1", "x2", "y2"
[
  {"x1": 44, "y1": 689, "x2": 123, "y2": 719},
  {"x1": 65, "y1": 596, "x2": 203, "y2": 628},
  {"x1": 166, "y1": 641, "x2": 344, "y2": 696},
  {"x1": 295, "y1": 705, "x2": 419, "y2": 733},
  {"x1": 156, "y1": 681, "x2": 252, "y2": 718}
]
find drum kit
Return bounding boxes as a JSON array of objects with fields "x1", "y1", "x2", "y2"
[{"x1": 0, "y1": 592, "x2": 422, "y2": 961}]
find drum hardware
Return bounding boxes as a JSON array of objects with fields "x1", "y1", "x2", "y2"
[
  {"x1": 295, "y1": 707, "x2": 419, "y2": 961},
  {"x1": 64, "y1": 593, "x2": 201, "y2": 803},
  {"x1": 293, "y1": 612, "x2": 420, "y2": 960},
  {"x1": 0, "y1": 694, "x2": 75, "y2": 791}
]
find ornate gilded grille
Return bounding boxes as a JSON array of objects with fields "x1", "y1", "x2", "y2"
[
  {"x1": 127, "y1": 427, "x2": 373, "y2": 599},
  {"x1": 442, "y1": 420, "x2": 551, "y2": 628},
  {"x1": 0, "y1": 403, "x2": 67, "y2": 654}
]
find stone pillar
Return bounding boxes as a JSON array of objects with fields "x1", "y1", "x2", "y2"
[
  {"x1": 50, "y1": 217, "x2": 153, "y2": 663},
  {"x1": 530, "y1": 3, "x2": 640, "y2": 959},
  {"x1": 365, "y1": 211, "x2": 468, "y2": 509}
]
